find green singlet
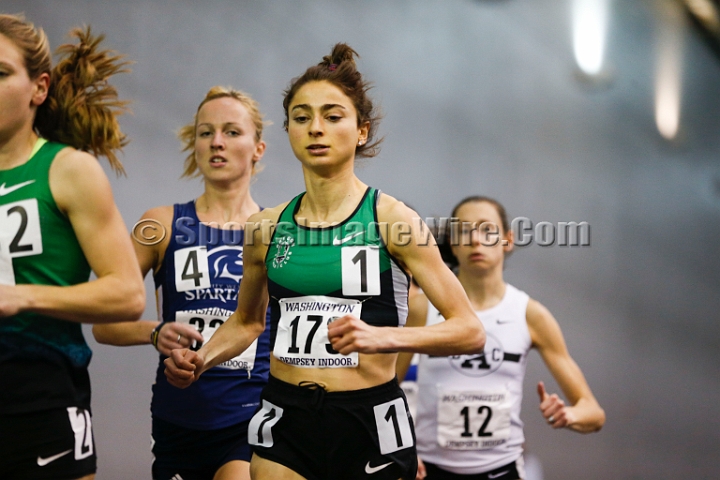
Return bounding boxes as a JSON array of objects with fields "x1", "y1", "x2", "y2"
[
  {"x1": 0, "y1": 140, "x2": 93, "y2": 413},
  {"x1": 265, "y1": 187, "x2": 409, "y2": 368}
]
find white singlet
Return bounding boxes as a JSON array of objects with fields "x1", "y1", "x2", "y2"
[{"x1": 414, "y1": 283, "x2": 531, "y2": 475}]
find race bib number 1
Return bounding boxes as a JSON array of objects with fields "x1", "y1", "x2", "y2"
[
  {"x1": 175, "y1": 311, "x2": 258, "y2": 371},
  {"x1": 274, "y1": 296, "x2": 361, "y2": 368},
  {"x1": 436, "y1": 387, "x2": 512, "y2": 450}
]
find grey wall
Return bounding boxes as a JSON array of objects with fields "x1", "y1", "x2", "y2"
[{"x1": 7, "y1": 1, "x2": 720, "y2": 478}]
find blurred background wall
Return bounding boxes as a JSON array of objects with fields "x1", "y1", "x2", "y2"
[{"x1": 6, "y1": 0, "x2": 720, "y2": 478}]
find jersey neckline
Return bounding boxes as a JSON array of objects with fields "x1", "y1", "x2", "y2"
[{"x1": 291, "y1": 186, "x2": 372, "y2": 231}]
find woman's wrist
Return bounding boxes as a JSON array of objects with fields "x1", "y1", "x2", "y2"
[{"x1": 150, "y1": 322, "x2": 167, "y2": 349}]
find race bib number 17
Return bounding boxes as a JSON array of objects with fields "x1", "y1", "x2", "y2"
[{"x1": 274, "y1": 296, "x2": 361, "y2": 368}]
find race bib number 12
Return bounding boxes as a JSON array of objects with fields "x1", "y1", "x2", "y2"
[{"x1": 436, "y1": 387, "x2": 512, "y2": 450}]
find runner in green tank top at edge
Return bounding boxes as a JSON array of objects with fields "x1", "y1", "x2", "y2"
[
  {"x1": 164, "y1": 43, "x2": 486, "y2": 480},
  {"x1": 0, "y1": 14, "x2": 144, "y2": 480}
]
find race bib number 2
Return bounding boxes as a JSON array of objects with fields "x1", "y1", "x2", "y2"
[
  {"x1": 0, "y1": 199, "x2": 43, "y2": 286},
  {"x1": 0, "y1": 237, "x2": 14, "y2": 286},
  {"x1": 175, "y1": 311, "x2": 258, "y2": 371},
  {"x1": 274, "y1": 296, "x2": 361, "y2": 368}
]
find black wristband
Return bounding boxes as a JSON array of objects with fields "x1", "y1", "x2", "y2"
[{"x1": 150, "y1": 322, "x2": 168, "y2": 349}]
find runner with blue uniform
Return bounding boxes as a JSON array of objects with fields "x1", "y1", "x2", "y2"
[{"x1": 93, "y1": 86, "x2": 270, "y2": 480}]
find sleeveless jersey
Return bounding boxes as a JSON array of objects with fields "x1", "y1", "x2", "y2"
[
  {"x1": 150, "y1": 201, "x2": 271, "y2": 430},
  {"x1": 0, "y1": 140, "x2": 93, "y2": 414},
  {"x1": 414, "y1": 284, "x2": 531, "y2": 474},
  {"x1": 265, "y1": 187, "x2": 409, "y2": 369}
]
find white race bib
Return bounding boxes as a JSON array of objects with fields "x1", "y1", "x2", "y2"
[
  {"x1": 175, "y1": 311, "x2": 257, "y2": 371},
  {"x1": 273, "y1": 295, "x2": 360, "y2": 368},
  {"x1": 0, "y1": 236, "x2": 15, "y2": 286},
  {"x1": 0, "y1": 199, "x2": 43, "y2": 285},
  {"x1": 436, "y1": 387, "x2": 512, "y2": 450}
]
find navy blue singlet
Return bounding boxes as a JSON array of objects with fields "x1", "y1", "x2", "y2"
[{"x1": 150, "y1": 201, "x2": 271, "y2": 430}]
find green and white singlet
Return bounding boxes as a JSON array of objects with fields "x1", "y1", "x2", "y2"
[
  {"x1": 0, "y1": 139, "x2": 93, "y2": 413},
  {"x1": 265, "y1": 187, "x2": 409, "y2": 369}
]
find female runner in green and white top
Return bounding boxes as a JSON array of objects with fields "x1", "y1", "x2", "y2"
[{"x1": 164, "y1": 43, "x2": 486, "y2": 480}]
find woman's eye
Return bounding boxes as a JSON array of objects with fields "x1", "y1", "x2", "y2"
[
  {"x1": 198, "y1": 131, "x2": 212, "y2": 137},
  {"x1": 327, "y1": 114, "x2": 342, "y2": 122},
  {"x1": 293, "y1": 115, "x2": 309, "y2": 123},
  {"x1": 227, "y1": 130, "x2": 240, "y2": 136}
]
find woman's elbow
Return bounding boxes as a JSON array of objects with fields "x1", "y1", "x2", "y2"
[
  {"x1": 470, "y1": 325, "x2": 486, "y2": 353},
  {"x1": 593, "y1": 407, "x2": 606, "y2": 432},
  {"x1": 118, "y1": 281, "x2": 146, "y2": 321}
]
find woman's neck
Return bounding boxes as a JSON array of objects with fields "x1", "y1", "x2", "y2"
[
  {"x1": 456, "y1": 266, "x2": 506, "y2": 311},
  {"x1": 0, "y1": 128, "x2": 38, "y2": 171},
  {"x1": 196, "y1": 178, "x2": 258, "y2": 225},
  {"x1": 299, "y1": 164, "x2": 366, "y2": 224}
]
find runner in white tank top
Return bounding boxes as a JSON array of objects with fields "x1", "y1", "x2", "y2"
[{"x1": 398, "y1": 196, "x2": 605, "y2": 480}]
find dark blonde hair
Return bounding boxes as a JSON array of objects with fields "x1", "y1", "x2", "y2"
[
  {"x1": 178, "y1": 86, "x2": 267, "y2": 178},
  {"x1": 282, "y1": 43, "x2": 382, "y2": 158},
  {"x1": 0, "y1": 14, "x2": 131, "y2": 174}
]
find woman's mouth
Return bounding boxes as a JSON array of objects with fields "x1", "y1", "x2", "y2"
[{"x1": 307, "y1": 144, "x2": 330, "y2": 155}]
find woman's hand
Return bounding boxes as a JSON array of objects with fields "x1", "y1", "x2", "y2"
[
  {"x1": 327, "y1": 315, "x2": 389, "y2": 354},
  {"x1": 154, "y1": 322, "x2": 204, "y2": 357},
  {"x1": 164, "y1": 348, "x2": 205, "y2": 389},
  {"x1": 538, "y1": 381, "x2": 575, "y2": 429}
]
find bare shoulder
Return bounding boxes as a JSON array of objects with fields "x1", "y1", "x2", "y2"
[
  {"x1": 141, "y1": 205, "x2": 174, "y2": 225},
  {"x1": 50, "y1": 147, "x2": 108, "y2": 185},
  {"x1": 376, "y1": 192, "x2": 418, "y2": 224},
  {"x1": 250, "y1": 201, "x2": 289, "y2": 224},
  {"x1": 526, "y1": 298, "x2": 554, "y2": 327},
  {"x1": 49, "y1": 147, "x2": 114, "y2": 213},
  {"x1": 244, "y1": 201, "x2": 291, "y2": 258},
  {"x1": 132, "y1": 205, "x2": 174, "y2": 264},
  {"x1": 526, "y1": 297, "x2": 564, "y2": 348}
]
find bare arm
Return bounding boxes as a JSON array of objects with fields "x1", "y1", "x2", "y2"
[
  {"x1": 0, "y1": 148, "x2": 144, "y2": 322},
  {"x1": 396, "y1": 293, "x2": 428, "y2": 381},
  {"x1": 92, "y1": 206, "x2": 203, "y2": 353},
  {"x1": 164, "y1": 208, "x2": 276, "y2": 387},
  {"x1": 329, "y1": 197, "x2": 485, "y2": 356},
  {"x1": 528, "y1": 298, "x2": 605, "y2": 433}
]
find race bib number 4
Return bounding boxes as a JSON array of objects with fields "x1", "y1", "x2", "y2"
[
  {"x1": 175, "y1": 311, "x2": 257, "y2": 371},
  {"x1": 274, "y1": 296, "x2": 361, "y2": 368},
  {"x1": 437, "y1": 387, "x2": 512, "y2": 450}
]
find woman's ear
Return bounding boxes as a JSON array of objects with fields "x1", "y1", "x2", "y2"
[
  {"x1": 31, "y1": 72, "x2": 50, "y2": 107},
  {"x1": 503, "y1": 229, "x2": 515, "y2": 254}
]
